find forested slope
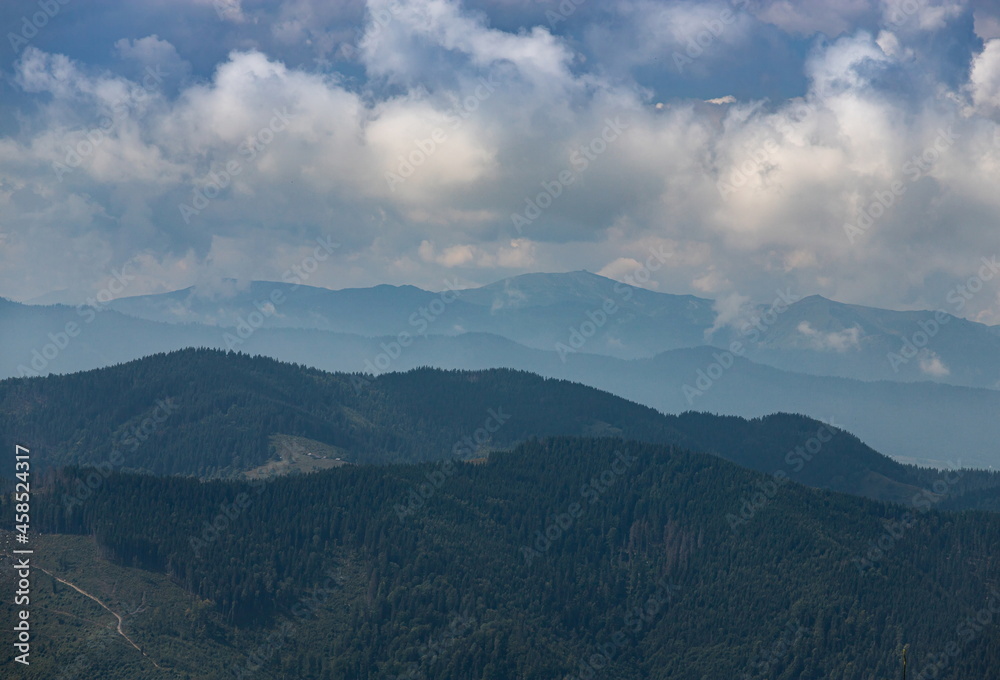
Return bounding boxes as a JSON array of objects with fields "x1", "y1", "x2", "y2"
[
  {"x1": 2, "y1": 349, "x2": 997, "y2": 507},
  {"x1": 4, "y1": 437, "x2": 997, "y2": 679}
]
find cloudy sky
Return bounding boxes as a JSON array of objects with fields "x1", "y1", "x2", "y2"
[{"x1": 2, "y1": 0, "x2": 1000, "y2": 322}]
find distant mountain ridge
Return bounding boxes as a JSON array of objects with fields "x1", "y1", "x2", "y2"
[
  {"x1": 93, "y1": 271, "x2": 1000, "y2": 389},
  {"x1": 5, "y1": 296, "x2": 1000, "y2": 468},
  {"x1": 12, "y1": 270, "x2": 999, "y2": 390},
  {"x1": 731, "y1": 293, "x2": 1000, "y2": 388}
]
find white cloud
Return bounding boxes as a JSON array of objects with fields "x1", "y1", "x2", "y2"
[
  {"x1": 418, "y1": 239, "x2": 536, "y2": 268},
  {"x1": 585, "y1": 1, "x2": 755, "y2": 74},
  {"x1": 974, "y1": 8, "x2": 1000, "y2": 39},
  {"x1": 691, "y1": 268, "x2": 733, "y2": 295},
  {"x1": 706, "y1": 292, "x2": 752, "y2": 337},
  {"x1": 115, "y1": 34, "x2": 183, "y2": 68},
  {"x1": 2, "y1": 0, "x2": 1000, "y2": 331},
  {"x1": 797, "y1": 321, "x2": 863, "y2": 351},
  {"x1": 875, "y1": 30, "x2": 911, "y2": 60},
  {"x1": 194, "y1": 0, "x2": 245, "y2": 23},
  {"x1": 753, "y1": 0, "x2": 874, "y2": 37},
  {"x1": 919, "y1": 351, "x2": 951, "y2": 376},
  {"x1": 880, "y1": 0, "x2": 965, "y2": 32},
  {"x1": 970, "y1": 39, "x2": 1000, "y2": 113},
  {"x1": 360, "y1": 0, "x2": 576, "y2": 89},
  {"x1": 597, "y1": 257, "x2": 644, "y2": 281}
]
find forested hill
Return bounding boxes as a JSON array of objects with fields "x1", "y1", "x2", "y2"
[
  {"x1": 2, "y1": 348, "x2": 998, "y2": 508},
  {"x1": 0, "y1": 348, "x2": 693, "y2": 475},
  {"x1": 7, "y1": 437, "x2": 999, "y2": 679}
]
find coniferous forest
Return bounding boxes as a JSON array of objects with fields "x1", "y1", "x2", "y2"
[
  {"x1": 6, "y1": 3, "x2": 1000, "y2": 678},
  {"x1": 0, "y1": 351, "x2": 998, "y2": 679}
]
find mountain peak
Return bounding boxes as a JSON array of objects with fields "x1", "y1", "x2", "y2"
[
  {"x1": 459, "y1": 270, "x2": 711, "y2": 310},
  {"x1": 797, "y1": 294, "x2": 834, "y2": 304}
]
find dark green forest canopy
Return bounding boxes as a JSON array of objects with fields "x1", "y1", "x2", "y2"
[
  {"x1": 2, "y1": 348, "x2": 998, "y2": 509},
  {"x1": 1, "y1": 351, "x2": 999, "y2": 678},
  {"x1": 9, "y1": 436, "x2": 999, "y2": 680}
]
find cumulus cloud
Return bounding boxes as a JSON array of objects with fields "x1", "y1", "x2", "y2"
[
  {"x1": 974, "y1": 8, "x2": 1000, "y2": 39},
  {"x1": 919, "y1": 351, "x2": 951, "y2": 376},
  {"x1": 797, "y1": 322, "x2": 863, "y2": 351},
  {"x1": 706, "y1": 292, "x2": 752, "y2": 338},
  {"x1": 418, "y1": 239, "x2": 536, "y2": 268},
  {"x1": 597, "y1": 257, "x2": 646, "y2": 282},
  {"x1": 115, "y1": 34, "x2": 184, "y2": 69},
  {"x1": 753, "y1": 0, "x2": 874, "y2": 36},
  {"x1": 880, "y1": 0, "x2": 965, "y2": 32},
  {"x1": 359, "y1": 0, "x2": 577, "y2": 89},
  {"x1": 584, "y1": 0, "x2": 757, "y2": 76},
  {"x1": 970, "y1": 39, "x2": 1000, "y2": 112},
  {"x1": 1, "y1": 0, "x2": 1000, "y2": 328},
  {"x1": 197, "y1": 0, "x2": 246, "y2": 23}
]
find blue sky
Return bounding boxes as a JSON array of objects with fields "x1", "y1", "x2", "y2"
[{"x1": 2, "y1": 0, "x2": 1000, "y2": 324}]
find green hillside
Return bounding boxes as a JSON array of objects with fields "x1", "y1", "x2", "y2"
[
  {"x1": 3, "y1": 437, "x2": 997, "y2": 679},
  {"x1": 2, "y1": 349, "x2": 998, "y2": 508}
]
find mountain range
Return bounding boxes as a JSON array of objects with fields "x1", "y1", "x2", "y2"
[
  {"x1": 2, "y1": 351, "x2": 999, "y2": 679},
  {"x1": 98, "y1": 271, "x2": 1000, "y2": 389},
  {"x1": 5, "y1": 349, "x2": 999, "y2": 509},
  {"x1": 4, "y1": 272, "x2": 1000, "y2": 468}
]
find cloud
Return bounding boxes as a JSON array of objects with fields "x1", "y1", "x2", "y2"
[
  {"x1": 706, "y1": 292, "x2": 752, "y2": 338},
  {"x1": 418, "y1": 239, "x2": 536, "y2": 268},
  {"x1": 919, "y1": 351, "x2": 951, "y2": 376},
  {"x1": 583, "y1": 0, "x2": 756, "y2": 75},
  {"x1": 0, "y1": 0, "x2": 999, "y2": 331},
  {"x1": 597, "y1": 257, "x2": 645, "y2": 282},
  {"x1": 486, "y1": 277, "x2": 529, "y2": 312},
  {"x1": 190, "y1": 276, "x2": 250, "y2": 300},
  {"x1": 195, "y1": 0, "x2": 246, "y2": 23},
  {"x1": 115, "y1": 34, "x2": 181, "y2": 67},
  {"x1": 974, "y1": 8, "x2": 1000, "y2": 39},
  {"x1": 359, "y1": 0, "x2": 577, "y2": 89},
  {"x1": 753, "y1": 0, "x2": 875, "y2": 37},
  {"x1": 880, "y1": 0, "x2": 965, "y2": 32},
  {"x1": 797, "y1": 321, "x2": 863, "y2": 351},
  {"x1": 970, "y1": 39, "x2": 1000, "y2": 112}
]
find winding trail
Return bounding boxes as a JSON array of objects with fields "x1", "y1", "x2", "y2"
[{"x1": 37, "y1": 566, "x2": 161, "y2": 669}]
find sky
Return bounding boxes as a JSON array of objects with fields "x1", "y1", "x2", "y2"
[{"x1": 1, "y1": 0, "x2": 1000, "y2": 324}]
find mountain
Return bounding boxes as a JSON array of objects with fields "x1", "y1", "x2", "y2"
[
  {"x1": 0, "y1": 349, "x2": 692, "y2": 477},
  {"x1": 0, "y1": 297, "x2": 222, "y2": 378},
  {"x1": 453, "y1": 270, "x2": 717, "y2": 352},
  {"x1": 95, "y1": 273, "x2": 1000, "y2": 390},
  {"x1": 218, "y1": 332, "x2": 1000, "y2": 469},
  {"x1": 103, "y1": 280, "x2": 478, "y2": 336},
  {"x1": 6, "y1": 297, "x2": 1000, "y2": 468},
  {"x1": 105, "y1": 272, "x2": 719, "y2": 358},
  {"x1": 3, "y1": 350, "x2": 999, "y2": 509},
  {"x1": 4, "y1": 435, "x2": 999, "y2": 679},
  {"x1": 727, "y1": 294, "x2": 1000, "y2": 389}
]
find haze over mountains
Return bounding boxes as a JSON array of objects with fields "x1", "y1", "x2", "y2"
[
  {"x1": 7, "y1": 349, "x2": 1000, "y2": 509},
  {"x1": 4, "y1": 271, "x2": 1000, "y2": 468},
  {"x1": 4, "y1": 280, "x2": 999, "y2": 677},
  {"x1": 7, "y1": 0, "x2": 1000, "y2": 677},
  {"x1": 103, "y1": 270, "x2": 1000, "y2": 390}
]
